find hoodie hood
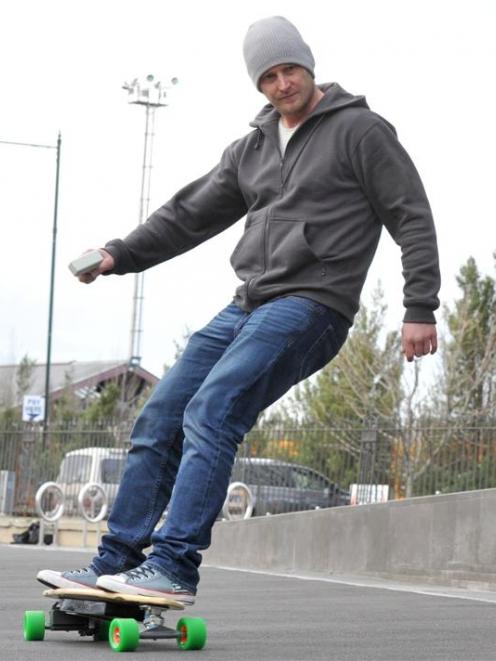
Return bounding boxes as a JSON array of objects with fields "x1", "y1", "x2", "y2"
[{"x1": 250, "y1": 82, "x2": 369, "y2": 129}]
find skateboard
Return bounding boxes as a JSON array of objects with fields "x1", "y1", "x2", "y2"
[{"x1": 23, "y1": 587, "x2": 207, "y2": 652}]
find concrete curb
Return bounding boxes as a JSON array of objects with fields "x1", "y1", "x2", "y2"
[{"x1": 204, "y1": 487, "x2": 496, "y2": 589}]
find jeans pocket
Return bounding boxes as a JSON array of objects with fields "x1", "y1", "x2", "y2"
[{"x1": 284, "y1": 295, "x2": 329, "y2": 315}]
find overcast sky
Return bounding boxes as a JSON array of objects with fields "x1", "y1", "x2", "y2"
[{"x1": 1, "y1": 0, "x2": 495, "y2": 383}]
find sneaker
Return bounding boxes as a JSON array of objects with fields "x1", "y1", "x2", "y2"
[
  {"x1": 96, "y1": 562, "x2": 195, "y2": 605},
  {"x1": 37, "y1": 565, "x2": 100, "y2": 590}
]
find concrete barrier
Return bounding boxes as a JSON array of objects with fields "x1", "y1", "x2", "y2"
[
  {"x1": 204, "y1": 488, "x2": 496, "y2": 589},
  {"x1": 0, "y1": 515, "x2": 107, "y2": 548}
]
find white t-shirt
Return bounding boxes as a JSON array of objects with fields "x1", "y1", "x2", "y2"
[{"x1": 278, "y1": 119, "x2": 300, "y2": 155}]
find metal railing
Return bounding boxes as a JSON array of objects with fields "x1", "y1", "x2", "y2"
[{"x1": 1, "y1": 419, "x2": 495, "y2": 517}]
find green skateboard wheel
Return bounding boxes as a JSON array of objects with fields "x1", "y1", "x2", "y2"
[
  {"x1": 176, "y1": 616, "x2": 207, "y2": 650},
  {"x1": 23, "y1": 610, "x2": 46, "y2": 641},
  {"x1": 109, "y1": 618, "x2": 140, "y2": 652}
]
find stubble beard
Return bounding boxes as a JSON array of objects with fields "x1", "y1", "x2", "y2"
[{"x1": 277, "y1": 86, "x2": 315, "y2": 123}]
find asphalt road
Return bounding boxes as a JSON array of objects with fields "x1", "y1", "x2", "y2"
[{"x1": 3, "y1": 544, "x2": 496, "y2": 661}]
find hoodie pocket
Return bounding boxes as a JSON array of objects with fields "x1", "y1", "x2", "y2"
[
  {"x1": 264, "y1": 218, "x2": 324, "y2": 282},
  {"x1": 230, "y1": 215, "x2": 265, "y2": 279}
]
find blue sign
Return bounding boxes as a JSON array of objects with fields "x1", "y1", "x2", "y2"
[{"x1": 22, "y1": 395, "x2": 45, "y2": 422}]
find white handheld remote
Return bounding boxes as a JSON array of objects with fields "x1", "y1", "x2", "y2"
[{"x1": 68, "y1": 250, "x2": 103, "y2": 276}]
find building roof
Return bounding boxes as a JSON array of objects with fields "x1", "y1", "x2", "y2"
[{"x1": 0, "y1": 360, "x2": 160, "y2": 408}]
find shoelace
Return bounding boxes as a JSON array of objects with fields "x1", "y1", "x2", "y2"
[
  {"x1": 72, "y1": 567, "x2": 92, "y2": 575},
  {"x1": 124, "y1": 564, "x2": 187, "y2": 592},
  {"x1": 125, "y1": 564, "x2": 159, "y2": 581}
]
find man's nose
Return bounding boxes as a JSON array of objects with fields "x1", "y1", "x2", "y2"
[{"x1": 276, "y1": 73, "x2": 291, "y2": 89}]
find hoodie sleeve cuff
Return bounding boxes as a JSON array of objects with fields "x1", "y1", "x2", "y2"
[
  {"x1": 102, "y1": 240, "x2": 132, "y2": 275},
  {"x1": 403, "y1": 307, "x2": 437, "y2": 324}
]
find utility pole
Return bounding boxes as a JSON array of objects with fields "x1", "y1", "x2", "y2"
[{"x1": 122, "y1": 74, "x2": 177, "y2": 368}]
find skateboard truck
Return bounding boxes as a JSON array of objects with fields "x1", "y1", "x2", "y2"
[{"x1": 141, "y1": 606, "x2": 180, "y2": 641}]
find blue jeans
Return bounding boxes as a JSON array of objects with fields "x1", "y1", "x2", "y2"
[{"x1": 92, "y1": 296, "x2": 350, "y2": 591}]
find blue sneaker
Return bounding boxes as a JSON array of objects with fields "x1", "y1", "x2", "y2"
[
  {"x1": 96, "y1": 562, "x2": 195, "y2": 605},
  {"x1": 37, "y1": 565, "x2": 100, "y2": 589}
]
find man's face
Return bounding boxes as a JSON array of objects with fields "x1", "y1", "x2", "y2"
[{"x1": 259, "y1": 64, "x2": 318, "y2": 126}]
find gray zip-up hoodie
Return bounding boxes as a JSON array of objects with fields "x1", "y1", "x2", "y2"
[{"x1": 105, "y1": 83, "x2": 440, "y2": 324}]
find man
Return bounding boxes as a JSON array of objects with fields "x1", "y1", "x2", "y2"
[{"x1": 38, "y1": 16, "x2": 439, "y2": 604}]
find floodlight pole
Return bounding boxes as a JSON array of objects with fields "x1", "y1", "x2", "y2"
[{"x1": 122, "y1": 75, "x2": 177, "y2": 368}]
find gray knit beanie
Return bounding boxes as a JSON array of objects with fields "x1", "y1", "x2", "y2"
[{"x1": 243, "y1": 16, "x2": 315, "y2": 90}]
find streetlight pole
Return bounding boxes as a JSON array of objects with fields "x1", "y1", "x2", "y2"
[
  {"x1": 0, "y1": 134, "x2": 62, "y2": 432},
  {"x1": 122, "y1": 75, "x2": 177, "y2": 368},
  {"x1": 43, "y1": 132, "x2": 62, "y2": 432}
]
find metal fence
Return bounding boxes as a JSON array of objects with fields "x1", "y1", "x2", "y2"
[{"x1": 1, "y1": 419, "x2": 495, "y2": 517}]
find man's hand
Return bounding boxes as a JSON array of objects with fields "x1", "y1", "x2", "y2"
[
  {"x1": 78, "y1": 249, "x2": 115, "y2": 284},
  {"x1": 401, "y1": 322, "x2": 438, "y2": 362}
]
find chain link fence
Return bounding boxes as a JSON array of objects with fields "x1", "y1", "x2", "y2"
[{"x1": 1, "y1": 419, "x2": 495, "y2": 517}]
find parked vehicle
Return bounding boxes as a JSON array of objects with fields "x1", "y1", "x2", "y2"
[
  {"x1": 228, "y1": 457, "x2": 350, "y2": 517},
  {"x1": 57, "y1": 449, "x2": 349, "y2": 520},
  {"x1": 56, "y1": 447, "x2": 127, "y2": 515}
]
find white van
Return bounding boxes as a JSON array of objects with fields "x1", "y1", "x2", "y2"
[{"x1": 56, "y1": 447, "x2": 128, "y2": 515}]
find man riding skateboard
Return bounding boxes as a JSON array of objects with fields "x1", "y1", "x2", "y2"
[{"x1": 38, "y1": 16, "x2": 440, "y2": 604}]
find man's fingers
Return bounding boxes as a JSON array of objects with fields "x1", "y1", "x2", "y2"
[
  {"x1": 414, "y1": 340, "x2": 430, "y2": 357},
  {"x1": 402, "y1": 340, "x2": 414, "y2": 362},
  {"x1": 403, "y1": 342, "x2": 432, "y2": 362},
  {"x1": 401, "y1": 322, "x2": 438, "y2": 362},
  {"x1": 79, "y1": 270, "x2": 98, "y2": 284},
  {"x1": 405, "y1": 340, "x2": 434, "y2": 360}
]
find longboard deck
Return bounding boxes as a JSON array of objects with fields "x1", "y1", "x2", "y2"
[{"x1": 43, "y1": 587, "x2": 184, "y2": 610}]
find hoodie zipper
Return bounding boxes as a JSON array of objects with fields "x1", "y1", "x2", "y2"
[
  {"x1": 245, "y1": 125, "x2": 291, "y2": 301},
  {"x1": 244, "y1": 86, "x2": 368, "y2": 307}
]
